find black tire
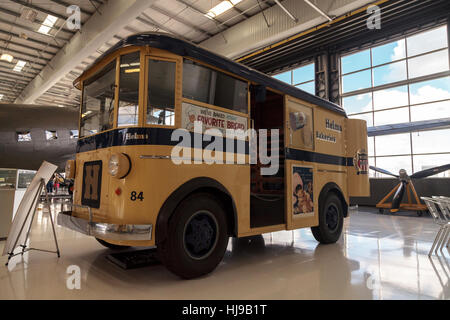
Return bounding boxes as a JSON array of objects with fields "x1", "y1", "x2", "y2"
[
  {"x1": 379, "y1": 208, "x2": 384, "y2": 214},
  {"x1": 158, "y1": 193, "x2": 229, "y2": 279},
  {"x1": 96, "y1": 238, "x2": 130, "y2": 250},
  {"x1": 311, "y1": 193, "x2": 344, "y2": 244}
]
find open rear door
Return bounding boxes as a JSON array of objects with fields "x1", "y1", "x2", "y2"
[{"x1": 346, "y1": 119, "x2": 370, "y2": 197}]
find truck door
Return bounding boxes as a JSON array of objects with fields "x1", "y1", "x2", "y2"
[{"x1": 284, "y1": 97, "x2": 317, "y2": 230}]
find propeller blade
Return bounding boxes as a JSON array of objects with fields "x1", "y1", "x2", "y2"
[
  {"x1": 369, "y1": 166, "x2": 399, "y2": 178},
  {"x1": 410, "y1": 163, "x2": 450, "y2": 179},
  {"x1": 391, "y1": 181, "x2": 406, "y2": 212}
]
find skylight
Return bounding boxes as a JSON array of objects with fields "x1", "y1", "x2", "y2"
[
  {"x1": 205, "y1": 0, "x2": 243, "y2": 19},
  {"x1": 13, "y1": 60, "x2": 26, "y2": 72},
  {"x1": 0, "y1": 53, "x2": 13, "y2": 63},
  {"x1": 38, "y1": 15, "x2": 58, "y2": 34}
]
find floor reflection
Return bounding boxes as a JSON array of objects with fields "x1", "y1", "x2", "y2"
[{"x1": 0, "y1": 207, "x2": 449, "y2": 299}]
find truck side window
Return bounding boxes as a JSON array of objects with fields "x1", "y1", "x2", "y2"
[
  {"x1": 147, "y1": 59, "x2": 176, "y2": 126},
  {"x1": 182, "y1": 59, "x2": 248, "y2": 114}
]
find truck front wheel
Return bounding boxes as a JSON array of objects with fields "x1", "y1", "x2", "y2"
[
  {"x1": 311, "y1": 193, "x2": 344, "y2": 244},
  {"x1": 158, "y1": 193, "x2": 229, "y2": 279}
]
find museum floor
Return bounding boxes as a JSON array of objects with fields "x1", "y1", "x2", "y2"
[{"x1": 0, "y1": 205, "x2": 449, "y2": 300}]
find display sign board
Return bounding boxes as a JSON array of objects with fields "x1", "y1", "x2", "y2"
[
  {"x1": 2, "y1": 161, "x2": 57, "y2": 256},
  {"x1": 181, "y1": 102, "x2": 247, "y2": 134},
  {"x1": 291, "y1": 165, "x2": 314, "y2": 217}
]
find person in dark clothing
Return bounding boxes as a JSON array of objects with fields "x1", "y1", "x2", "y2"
[{"x1": 46, "y1": 179, "x2": 53, "y2": 194}]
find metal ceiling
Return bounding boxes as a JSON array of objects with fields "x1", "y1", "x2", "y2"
[
  {"x1": 3, "y1": 0, "x2": 445, "y2": 108},
  {"x1": 0, "y1": 0, "x2": 101, "y2": 105},
  {"x1": 0, "y1": 0, "x2": 277, "y2": 107},
  {"x1": 237, "y1": 0, "x2": 450, "y2": 74}
]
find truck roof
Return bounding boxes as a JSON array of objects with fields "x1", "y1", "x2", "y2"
[{"x1": 78, "y1": 32, "x2": 347, "y2": 117}]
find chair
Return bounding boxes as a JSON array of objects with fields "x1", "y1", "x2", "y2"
[
  {"x1": 421, "y1": 197, "x2": 449, "y2": 256},
  {"x1": 433, "y1": 197, "x2": 450, "y2": 250}
]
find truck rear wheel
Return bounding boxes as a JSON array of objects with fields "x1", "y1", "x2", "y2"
[
  {"x1": 311, "y1": 193, "x2": 344, "y2": 244},
  {"x1": 158, "y1": 193, "x2": 229, "y2": 279}
]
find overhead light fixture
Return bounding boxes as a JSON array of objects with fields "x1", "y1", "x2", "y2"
[
  {"x1": 20, "y1": 8, "x2": 38, "y2": 22},
  {"x1": 13, "y1": 60, "x2": 26, "y2": 72},
  {"x1": 205, "y1": 0, "x2": 243, "y2": 19},
  {"x1": 38, "y1": 14, "x2": 58, "y2": 34},
  {"x1": 0, "y1": 53, "x2": 14, "y2": 63},
  {"x1": 82, "y1": 110, "x2": 92, "y2": 118}
]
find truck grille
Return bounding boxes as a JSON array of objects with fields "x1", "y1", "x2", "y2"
[{"x1": 81, "y1": 160, "x2": 102, "y2": 209}]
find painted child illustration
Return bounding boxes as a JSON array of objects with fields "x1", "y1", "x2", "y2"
[{"x1": 293, "y1": 172, "x2": 313, "y2": 214}]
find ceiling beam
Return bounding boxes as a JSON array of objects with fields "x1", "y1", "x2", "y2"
[
  {"x1": 48, "y1": 0, "x2": 94, "y2": 16},
  {"x1": 0, "y1": 17, "x2": 69, "y2": 43},
  {"x1": 304, "y1": 0, "x2": 333, "y2": 22},
  {"x1": 200, "y1": 0, "x2": 373, "y2": 58},
  {"x1": 0, "y1": 54, "x2": 46, "y2": 67},
  {"x1": 0, "y1": 65, "x2": 37, "y2": 77},
  {"x1": 16, "y1": 0, "x2": 157, "y2": 104},
  {"x1": 0, "y1": 91, "x2": 19, "y2": 98},
  {"x1": 0, "y1": 46, "x2": 50, "y2": 62},
  {"x1": 0, "y1": 60, "x2": 41, "y2": 72},
  {"x1": 150, "y1": 5, "x2": 214, "y2": 37},
  {"x1": 137, "y1": 13, "x2": 188, "y2": 41},
  {"x1": 232, "y1": 6, "x2": 249, "y2": 20},
  {"x1": 0, "y1": 6, "x2": 76, "y2": 35},
  {"x1": 0, "y1": 71, "x2": 30, "y2": 83},
  {"x1": 0, "y1": 38, "x2": 56, "y2": 56},
  {"x1": 0, "y1": 83, "x2": 25, "y2": 92},
  {"x1": 35, "y1": 96, "x2": 78, "y2": 108},
  {"x1": 175, "y1": 0, "x2": 231, "y2": 29},
  {"x1": 0, "y1": 89, "x2": 25, "y2": 97},
  {"x1": 9, "y1": 0, "x2": 74, "y2": 22},
  {"x1": 274, "y1": 0, "x2": 298, "y2": 22},
  {"x1": 0, "y1": 29, "x2": 61, "y2": 49},
  {"x1": 0, "y1": 79, "x2": 26, "y2": 87}
]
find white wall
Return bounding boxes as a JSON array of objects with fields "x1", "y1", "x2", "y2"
[{"x1": 0, "y1": 190, "x2": 15, "y2": 239}]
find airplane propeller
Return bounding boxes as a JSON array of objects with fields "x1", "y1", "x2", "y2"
[
  {"x1": 409, "y1": 163, "x2": 450, "y2": 179},
  {"x1": 370, "y1": 164, "x2": 450, "y2": 211},
  {"x1": 369, "y1": 166, "x2": 398, "y2": 178}
]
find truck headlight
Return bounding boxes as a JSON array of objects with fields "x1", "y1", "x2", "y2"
[
  {"x1": 108, "y1": 153, "x2": 131, "y2": 179},
  {"x1": 65, "y1": 160, "x2": 76, "y2": 179}
]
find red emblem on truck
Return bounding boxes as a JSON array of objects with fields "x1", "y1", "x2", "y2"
[{"x1": 354, "y1": 149, "x2": 368, "y2": 175}]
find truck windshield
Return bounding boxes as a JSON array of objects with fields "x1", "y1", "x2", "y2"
[{"x1": 80, "y1": 60, "x2": 116, "y2": 137}]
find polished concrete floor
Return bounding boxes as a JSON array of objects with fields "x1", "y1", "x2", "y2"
[{"x1": 0, "y1": 204, "x2": 449, "y2": 300}]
